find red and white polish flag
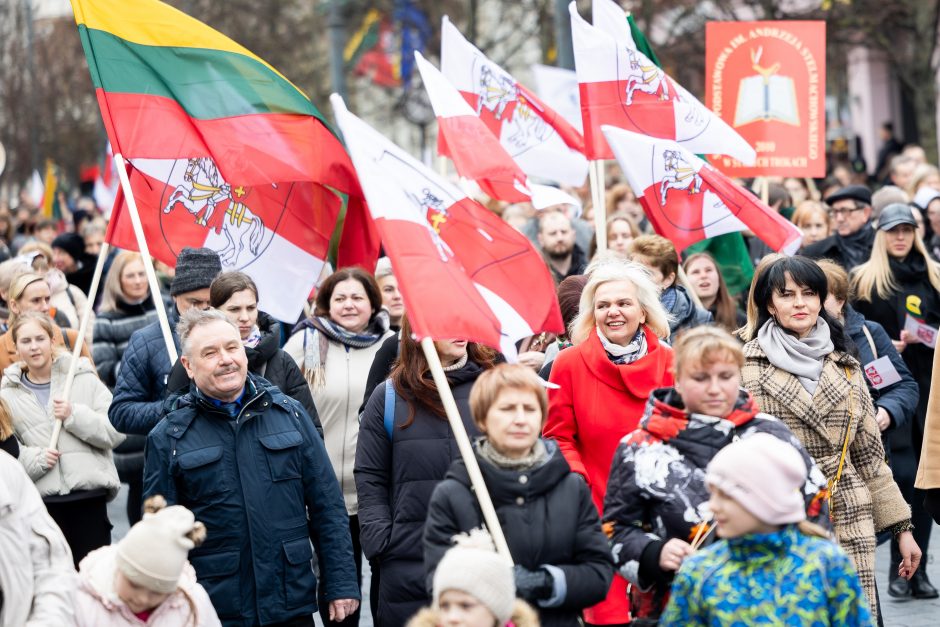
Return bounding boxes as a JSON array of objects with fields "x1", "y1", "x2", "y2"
[
  {"x1": 602, "y1": 125, "x2": 801, "y2": 254},
  {"x1": 440, "y1": 17, "x2": 588, "y2": 187},
  {"x1": 330, "y1": 94, "x2": 564, "y2": 358},
  {"x1": 570, "y1": 1, "x2": 756, "y2": 165},
  {"x1": 415, "y1": 52, "x2": 579, "y2": 210}
]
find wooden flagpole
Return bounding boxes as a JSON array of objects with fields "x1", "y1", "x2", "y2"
[
  {"x1": 420, "y1": 337, "x2": 513, "y2": 561},
  {"x1": 48, "y1": 241, "x2": 110, "y2": 449},
  {"x1": 113, "y1": 154, "x2": 179, "y2": 366},
  {"x1": 590, "y1": 160, "x2": 607, "y2": 252}
]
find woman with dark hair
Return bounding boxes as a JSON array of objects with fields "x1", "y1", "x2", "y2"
[
  {"x1": 285, "y1": 266, "x2": 393, "y2": 627},
  {"x1": 354, "y1": 317, "x2": 496, "y2": 626},
  {"x1": 167, "y1": 271, "x2": 322, "y2": 435},
  {"x1": 740, "y1": 255, "x2": 919, "y2": 622},
  {"x1": 683, "y1": 252, "x2": 746, "y2": 333}
]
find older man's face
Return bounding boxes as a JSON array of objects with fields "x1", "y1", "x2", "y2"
[
  {"x1": 830, "y1": 199, "x2": 872, "y2": 237},
  {"x1": 181, "y1": 320, "x2": 248, "y2": 403}
]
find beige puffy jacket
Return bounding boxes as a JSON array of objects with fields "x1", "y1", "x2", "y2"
[
  {"x1": 0, "y1": 450, "x2": 76, "y2": 627},
  {"x1": 2, "y1": 353, "x2": 124, "y2": 499}
]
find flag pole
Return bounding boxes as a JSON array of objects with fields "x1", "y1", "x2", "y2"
[
  {"x1": 48, "y1": 241, "x2": 110, "y2": 450},
  {"x1": 591, "y1": 160, "x2": 607, "y2": 252},
  {"x1": 419, "y1": 337, "x2": 513, "y2": 561},
  {"x1": 113, "y1": 153, "x2": 179, "y2": 366}
]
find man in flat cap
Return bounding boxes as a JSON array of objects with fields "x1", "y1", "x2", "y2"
[{"x1": 803, "y1": 184, "x2": 876, "y2": 271}]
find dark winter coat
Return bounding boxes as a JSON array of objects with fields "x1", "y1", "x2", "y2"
[
  {"x1": 842, "y1": 305, "x2": 918, "y2": 432},
  {"x1": 802, "y1": 225, "x2": 876, "y2": 272},
  {"x1": 0, "y1": 433, "x2": 17, "y2": 458},
  {"x1": 92, "y1": 296, "x2": 159, "y2": 389},
  {"x1": 354, "y1": 361, "x2": 486, "y2": 627},
  {"x1": 853, "y1": 253, "x2": 940, "y2": 443},
  {"x1": 166, "y1": 311, "x2": 322, "y2": 438},
  {"x1": 663, "y1": 286, "x2": 712, "y2": 337},
  {"x1": 424, "y1": 440, "x2": 614, "y2": 627},
  {"x1": 108, "y1": 307, "x2": 179, "y2": 436},
  {"x1": 143, "y1": 374, "x2": 359, "y2": 627},
  {"x1": 603, "y1": 388, "x2": 830, "y2": 622}
]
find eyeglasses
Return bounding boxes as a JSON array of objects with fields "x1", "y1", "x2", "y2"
[{"x1": 828, "y1": 206, "x2": 865, "y2": 218}]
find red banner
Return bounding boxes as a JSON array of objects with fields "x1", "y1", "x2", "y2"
[{"x1": 705, "y1": 21, "x2": 826, "y2": 177}]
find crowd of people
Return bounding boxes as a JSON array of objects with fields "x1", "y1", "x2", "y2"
[{"x1": 4, "y1": 141, "x2": 940, "y2": 627}]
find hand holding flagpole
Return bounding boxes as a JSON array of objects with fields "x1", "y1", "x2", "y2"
[{"x1": 48, "y1": 240, "x2": 111, "y2": 450}]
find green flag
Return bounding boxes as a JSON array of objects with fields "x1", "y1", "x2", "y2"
[{"x1": 626, "y1": 14, "x2": 754, "y2": 295}]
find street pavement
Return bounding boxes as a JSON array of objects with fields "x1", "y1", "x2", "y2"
[{"x1": 108, "y1": 486, "x2": 937, "y2": 626}]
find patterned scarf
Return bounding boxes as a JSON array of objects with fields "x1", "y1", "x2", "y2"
[
  {"x1": 243, "y1": 325, "x2": 263, "y2": 349},
  {"x1": 597, "y1": 326, "x2": 648, "y2": 365},
  {"x1": 298, "y1": 311, "x2": 389, "y2": 388}
]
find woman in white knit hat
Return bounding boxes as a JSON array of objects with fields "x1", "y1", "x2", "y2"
[
  {"x1": 408, "y1": 529, "x2": 539, "y2": 627},
  {"x1": 661, "y1": 434, "x2": 873, "y2": 626},
  {"x1": 73, "y1": 498, "x2": 221, "y2": 627}
]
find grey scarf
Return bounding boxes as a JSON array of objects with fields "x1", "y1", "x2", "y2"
[
  {"x1": 757, "y1": 318, "x2": 833, "y2": 394},
  {"x1": 597, "y1": 326, "x2": 647, "y2": 365},
  {"x1": 477, "y1": 438, "x2": 548, "y2": 471}
]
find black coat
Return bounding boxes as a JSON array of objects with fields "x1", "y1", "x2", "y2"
[
  {"x1": 167, "y1": 311, "x2": 322, "y2": 437},
  {"x1": 802, "y1": 225, "x2": 876, "y2": 272},
  {"x1": 853, "y1": 253, "x2": 940, "y2": 448},
  {"x1": 424, "y1": 440, "x2": 614, "y2": 627},
  {"x1": 843, "y1": 305, "x2": 918, "y2": 432},
  {"x1": 354, "y1": 361, "x2": 486, "y2": 627}
]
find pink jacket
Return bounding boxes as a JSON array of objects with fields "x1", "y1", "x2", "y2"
[{"x1": 74, "y1": 546, "x2": 221, "y2": 627}]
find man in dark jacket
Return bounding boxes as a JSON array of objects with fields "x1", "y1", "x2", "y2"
[
  {"x1": 108, "y1": 246, "x2": 221, "y2": 526},
  {"x1": 537, "y1": 210, "x2": 587, "y2": 284},
  {"x1": 144, "y1": 309, "x2": 359, "y2": 626},
  {"x1": 802, "y1": 185, "x2": 876, "y2": 271}
]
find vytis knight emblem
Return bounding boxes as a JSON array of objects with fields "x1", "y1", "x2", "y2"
[
  {"x1": 164, "y1": 158, "x2": 267, "y2": 267},
  {"x1": 420, "y1": 188, "x2": 448, "y2": 233},
  {"x1": 659, "y1": 150, "x2": 702, "y2": 205},
  {"x1": 475, "y1": 65, "x2": 551, "y2": 152}
]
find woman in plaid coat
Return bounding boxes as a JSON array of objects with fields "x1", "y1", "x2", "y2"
[{"x1": 740, "y1": 256, "x2": 918, "y2": 622}]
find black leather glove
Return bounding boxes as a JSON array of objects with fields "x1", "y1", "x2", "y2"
[{"x1": 513, "y1": 564, "x2": 554, "y2": 602}]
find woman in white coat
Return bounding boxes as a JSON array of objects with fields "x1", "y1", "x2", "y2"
[{"x1": 2, "y1": 311, "x2": 124, "y2": 567}]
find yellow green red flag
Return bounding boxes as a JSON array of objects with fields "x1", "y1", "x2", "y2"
[{"x1": 70, "y1": 0, "x2": 379, "y2": 283}]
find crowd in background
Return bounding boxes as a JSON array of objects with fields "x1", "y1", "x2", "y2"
[{"x1": 3, "y1": 126, "x2": 940, "y2": 627}]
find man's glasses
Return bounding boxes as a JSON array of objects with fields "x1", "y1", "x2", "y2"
[{"x1": 828, "y1": 206, "x2": 865, "y2": 218}]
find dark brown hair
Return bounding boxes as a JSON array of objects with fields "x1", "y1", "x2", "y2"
[
  {"x1": 683, "y1": 252, "x2": 739, "y2": 333},
  {"x1": 210, "y1": 271, "x2": 259, "y2": 309},
  {"x1": 390, "y1": 317, "x2": 497, "y2": 429},
  {"x1": 314, "y1": 267, "x2": 382, "y2": 319}
]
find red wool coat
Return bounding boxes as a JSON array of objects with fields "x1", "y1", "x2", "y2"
[{"x1": 545, "y1": 325, "x2": 674, "y2": 625}]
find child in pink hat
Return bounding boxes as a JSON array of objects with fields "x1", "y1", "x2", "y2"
[{"x1": 661, "y1": 434, "x2": 873, "y2": 626}]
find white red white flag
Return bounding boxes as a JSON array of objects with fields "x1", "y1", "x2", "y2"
[
  {"x1": 602, "y1": 125, "x2": 801, "y2": 253},
  {"x1": 330, "y1": 94, "x2": 563, "y2": 357},
  {"x1": 93, "y1": 142, "x2": 119, "y2": 218},
  {"x1": 570, "y1": 1, "x2": 756, "y2": 164},
  {"x1": 440, "y1": 17, "x2": 588, "y2": 187},
  {"x1": 415, "y1": 52, "x2": 579, "y2": 210}
]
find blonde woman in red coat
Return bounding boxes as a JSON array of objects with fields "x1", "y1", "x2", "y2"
[{"x1": 545, "y1": 259, "x2": 674, "y2": 626}]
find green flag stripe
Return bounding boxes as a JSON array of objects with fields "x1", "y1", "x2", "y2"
[{"x1": 82, "y1": 25, "x2": 327, "y2": 123}]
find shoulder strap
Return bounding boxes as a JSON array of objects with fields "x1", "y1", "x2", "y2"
[
  {"x1": 829, "y1": 366, "x2": 855, "y2": 498},
  {"x1": 861, "y1": 324, "x2": 878, "y2": 360},
  {"x1": 61, "y1": 327, "x2": 71, "y2": 351},
  {"x1": 384, "y1": 380, "x2": 396, "y2": 441}
]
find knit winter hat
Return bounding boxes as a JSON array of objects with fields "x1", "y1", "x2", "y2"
[
  {"x1": 116, "y1": 505, "x2": 199, "y2": 594},
  {"x1": 51, "y1": 232, "x2": 85, "y2": 262},
  {"x1": 170, "y1": 247, "x2": 222, "y2": 296},
  {"x1": 433, "y1": 528, "x2": 516, "y2": 623},
  {"x1": 705, "y1": 433, "x2": 807, "y2": 525}
]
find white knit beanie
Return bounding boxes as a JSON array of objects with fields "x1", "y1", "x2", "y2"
[
  {"x1": 706, "y1": 433, "x2": 808, "y2": 525},
  {"x1": 116, "y1": 505, "x2": 198, "y2": 594},
  {"x1": 433, "y1": 528, "x2": 515, "y2": 623}
]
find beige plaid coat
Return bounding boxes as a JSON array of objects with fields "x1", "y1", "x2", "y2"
[{"x1": 742, "y1": 340, "x2": 911, "y2": 616}]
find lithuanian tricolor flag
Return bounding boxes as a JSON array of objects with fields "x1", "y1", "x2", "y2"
[{"x1": 70, "y1": 0, "x2": 379, "y2": 318}]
